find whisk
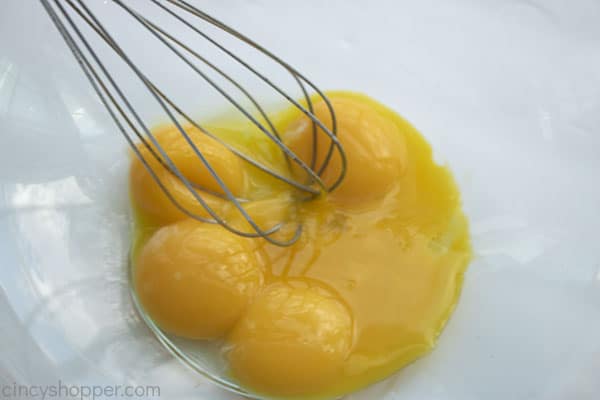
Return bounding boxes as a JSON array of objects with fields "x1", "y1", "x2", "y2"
[{"x1": 40, "y1": 0, "x2": 346, "y2": 246}]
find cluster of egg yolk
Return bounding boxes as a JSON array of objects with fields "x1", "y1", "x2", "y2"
[{"x1": 131, "y1": 92, "x2": 471, "y2": 399}]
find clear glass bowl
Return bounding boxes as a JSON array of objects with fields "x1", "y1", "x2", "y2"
[{"x1": 2, "y1": 1, "x2": 600, "y2": 399}]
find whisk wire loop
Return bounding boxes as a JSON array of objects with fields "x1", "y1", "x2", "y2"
[{"x1": 40, "y1": 0, "x2": 346, "y2": 246}]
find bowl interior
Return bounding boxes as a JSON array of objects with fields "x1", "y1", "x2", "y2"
[{"x1": 2, "y1": 1, "x2": 600, "y2": 399}]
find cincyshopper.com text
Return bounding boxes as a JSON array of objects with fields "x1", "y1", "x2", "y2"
[{"x1": 1, "y1": 381, "x2": 160, "y2": 400}]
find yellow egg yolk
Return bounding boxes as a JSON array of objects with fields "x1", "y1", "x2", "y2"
[
  {"x1": 284, "y1": 95, "x2": 407, "y2": 206},
  {"x1": 130, "y1": 91, "x2": 471, "y2": 399},
  {"x1": 227, "y1": 282, "x2": 353, "y2": 396},
  {"x1": 130, "y1": 125, "x2": 245, "y2": 225},
  {"x1": 135, "y1": 219, "x2": 263, "y2": 339}
]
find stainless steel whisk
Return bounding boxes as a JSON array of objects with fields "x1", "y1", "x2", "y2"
[{"x1": 40, "y1": 0, "x2": 346, "y2": 246}]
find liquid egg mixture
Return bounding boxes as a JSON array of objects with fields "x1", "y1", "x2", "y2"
[{"x1": 130, "y1": 91, "x2": 471, "y2": 399}]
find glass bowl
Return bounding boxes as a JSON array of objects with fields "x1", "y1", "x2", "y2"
[{"x1": 2, "y1": 1, "x2": 600, "y2": 399}]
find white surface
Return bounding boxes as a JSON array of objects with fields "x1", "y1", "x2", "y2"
[{"x1": 2, "y1": 0, "x2": 600, "y2": 399}]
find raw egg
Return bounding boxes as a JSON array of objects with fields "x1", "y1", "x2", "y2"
[
  {"x1": 130, "y1": 91, "x2": 471, "y2": 399},
  {"x1": 130, "y1": 125, "x2": 245, "y2": 225},
  {"x1": 227, "y1": 281, "x2": 353, "y2": 396},
  {"x1": 135, "y1": 219, "x2": 263, "y2": 339},
  {"x1": 284, "y1": 94, "x2": 407, "y2": 206}
]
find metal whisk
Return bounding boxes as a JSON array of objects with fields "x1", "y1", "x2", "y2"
[{"x1": 40, "y1": 0, "x2": 346, "y2": 246}]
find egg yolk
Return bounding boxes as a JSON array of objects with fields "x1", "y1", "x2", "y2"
[
  {"x1": 130, "y1": 91, "x2": 471, "y2": 399},
  {"x1": 284, "y1": 95, "x2": 407, "y2": 206},
  {"x1": 130, "y1": 125, "x2": 245, "y2": 225},
  {"x1": 134, "y1": 219, "x2": 263, "y2": 339},
  {"x1": 227, "y1": 282, "x2": 352, "y2": 396}
]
